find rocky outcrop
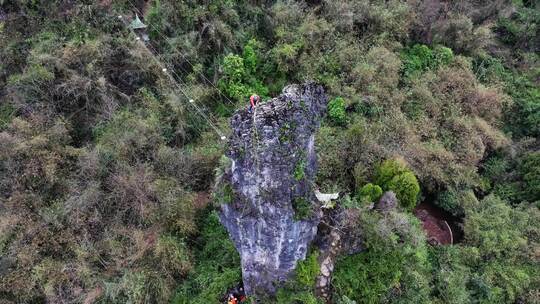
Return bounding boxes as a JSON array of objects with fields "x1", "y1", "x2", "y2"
[
  {"x1": 315, "y1": 229, "x2": 341, "y2": 301},
  {"x1": 314, "y1": 207, "x2": 363, "y2": 302},
  {"x1": 375, "y1": 191, "x2": 398, "y2": 212},
  {"x1": 218, "y1": 83, "x2": 328, "y2": 296}
]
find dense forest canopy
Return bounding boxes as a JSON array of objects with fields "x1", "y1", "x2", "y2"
[{"x1": 0, "y1": 0, "x2": 538, "y2": 303}]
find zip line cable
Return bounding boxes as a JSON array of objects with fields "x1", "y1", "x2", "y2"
[
  {"x1": 122, "y1": 0, "x2": 236, "y2": 106},
  {"x1": 115, "y1": 6, "x2": 230, "y2": 137},
  {"x1": 139, "y1": 36, "x2": 225, "y2": 138},
  {"x1": 134, "y1": 35, "x2": 225, "y2": 139},
  {"x1": 116, "y1": 11, "x2": 223, "y2": 126},
  {"x1": 123, "y1": 2, "x2": 235, "y2": 109},
  {"x1": 134, "y1": 32, "x2": 222, "y2": 125},
  {"x1": 117, "y1": 15, "x2": 226, "y2": 139}
]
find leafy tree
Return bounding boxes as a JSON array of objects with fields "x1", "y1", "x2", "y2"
[
  {"x1": 328, "y1": 97, "x2": 347, "y2": 126},
  {"x1": 274, "y1": 251, "x2": 321, "y2": 304},
  {"x1": 219, "y1": 54, "x2": 250, "y2": 101},
  {"x1": 401, "y1": 44, "x2": 454, "y2": 79},
  {"x1": 374, "y1": 159, "x2": 420, "y2": 210},
  {"x1": 374, "y1": 159, "x2": 409, "y2": 188},
  {"x1": 357, "y1": 183, "x2": 383, "y2": 204},
  {"x1": 333, "y1": 210, "x2": 430, "y2": 303},
  {"x1": 520, "y1": 152, "x2": 540, "y2": 202},
  {"x1": 387, "y1": 172, "x2": 420, "y2": 210},
  {"x1": 218, "y1": 40, "x2": 269, "y2": 102}
]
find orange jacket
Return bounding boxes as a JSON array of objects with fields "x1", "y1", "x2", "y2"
[{"x1": 250, "y1": 95, "x2": 259, "y2": 108}]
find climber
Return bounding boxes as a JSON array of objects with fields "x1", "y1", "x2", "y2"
[
  {"x1": 249, "y1": 94, "x2": 260, "y2": 112},
  {"x1": 227, "y1": 294, "x2": 238, "y2": 304},
  {"x1": 237, "y1": 286, "x2": 247, "y2": 302}
]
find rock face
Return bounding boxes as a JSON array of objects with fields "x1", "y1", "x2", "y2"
[
  {"x1": 218, "y1": 83, "x2": 328, "y2": 296},
  {"x1": 376, "y1": 191, "x2": 398, "y2": 212}
]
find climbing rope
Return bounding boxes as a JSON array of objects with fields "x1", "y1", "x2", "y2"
[
  {"x1": 252, "y1": 106, "x2": 261, "y2": 175},
  {"x1": 239, "y1": 107, "x2": 261, "y2": 217}
]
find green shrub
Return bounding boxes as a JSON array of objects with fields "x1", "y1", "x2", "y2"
[
  {"x1": 296, "y1": 251, "x2": 320, "y2": 287},
  {"x1": 357, "y1": 183, "x2": 383, "y2": 204},
  {"x1": 472, "y1": 55, "x2": 509, "y2": 84},
  {"x1": 276, "y1": 289, "x2": 320, "y2": 304},
  {"x1": 315, "y1": 126, "x2": 349, "y2": 189},
  {"x1": 219, "y1": 54, "x2": 250, "y2": 101},
  {"x1": 493, "y1": 182, "x2": 523, "y2": 203},
  {"x1": 332, "y1": 210, "x2": 430, "y2": 303},
  {"x1": 274, "y1": 251, "x2": 321, "y2": 304},
  {"x1": 352, "y1": 162, "x2": 368, "y2": 189},
  {"x1": 387, "y1": 172, "x2": 420, "y2": 210},
  {"x1": 214, "y1": 180, "x2": 235, "y2": 205},
  {"x1": 432, "y1": 45, "x2": 454, "y2": 67},
  {"x1": 333, "y1": 247, "x2": 403, "y2": 303},
  {"x1": 401, "y1": 44, "x2": 433, "y2": 78},
  {"x1": 482, "y1": 156, "x2": 510, "y2": 183},
  {"x1": 505, "y1": 75, "x2": 540, "y2": 138},
  {"x1": 0, "y1": 103, "x2": 15, "y2": 130},
  {"x1": 355, "y1": 101, "x2": 384, "y2": 118},
  {"x1": 520, "y1": 152, "x2": 540, "y2": 201},
  {"x1": 173, "y1": 211, "x2": 241, "y2": 304},
  {"x1": 154, "y1": 235, "x2": 192, "y2": 277},
  {"x1": 103, "y1": 270, "x2": 172, "y2": 304},
  {"x1": 243, "y1": 39, "x2": 262, "y2": 75},
  {"x1": 374, "y1": 159, "x2": 420, "y2": 210},
  {"x1": 146, "y1": 0, "x2": 166, "y2": 41},
  {"x1": 435, "y1": 189, "x2": 463, "y2": 216},
  {"x1": 7, "y1": 62, "x2": 55, "y2": 103},
  {"x1": 496, "y1": 7, "x2": 540, "y2": 51},
  {"x1": 401, "y1": 44, "x2": 453, "y2": 79},
  {"x1": 94, "y1": 109, "x2": 163, "y2": 163},
  {"x1": 328, "y1": 97, "x2": 347, "y2": 126},
  {"x1": 449, "y1": 195, "x2": 540, "y2": 303},
  {"x1": 222, "y1": 183, "x2": 234, "y2": 204},
  {"x1": 218, "y1": 40, "x2": 269, "y2": 102},
  {"x1": 294, "y1": 159, "x2": 306, "y2": 181},
  {"x1": 374, "y1": 159, "x2": 409, "y2": 188},
  {"x1": 293, "y1": 197, "x2": 312, "y2": 220}
]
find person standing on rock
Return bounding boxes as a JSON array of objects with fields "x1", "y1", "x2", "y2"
[{"x1": 249, "y1": 94, "x2": 260, "y2": 112}]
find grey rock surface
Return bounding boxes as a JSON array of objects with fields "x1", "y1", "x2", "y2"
[
  {"x1": 376, "y1": 191, "x2": 398, "y2": 212},
  {"x1": 218, "y1": 83, "x2": 328, "y2": 296}
]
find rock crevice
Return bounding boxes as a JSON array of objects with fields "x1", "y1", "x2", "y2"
[{"x1": 218, "y1": 83, "x2": 328, "y2": 296}]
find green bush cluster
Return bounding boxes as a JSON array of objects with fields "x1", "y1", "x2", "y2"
[
  {"x1": 173, "y1": 211, "x2": 241, "y2": 304},
  {"x1": 496, "y1": 5, "x2": 539, "y2": 51},
  {"x1": 332, "y1": 210, "x2": 430, "y2": 303},
  {"x1": 328, "y1": 97, "x2": 347, "y2": 126},
  {"x1": 274, "y1": 251, "x2": 321, "y2": 304},
  {"x1": 520, "y1": 152, "x2": 540, "y2": 202},
  {"x1": 374, "y1": 159, "x2": 420, "y2": 210},
  {"x1": 356, "y1": 183, "x2": 383, "y2": 204},
  {"x1": 386, "y1": 172, "x2": 420, "y2": 210},
  {"x1": 218, "y1": 39, "x2": 269, "y2": 102},
  {"x1": 293, "y1": 197, "x2": 312, "y2": 220},
  {"x1": 294, "y1": 158, "x2": 306, "y2": 181},
  {"x1": 429, "y1": 195, "x2": 540, "y2": 304},
  {"x1": 401, "y1": 44, "x2": 454, "y2": 78}
]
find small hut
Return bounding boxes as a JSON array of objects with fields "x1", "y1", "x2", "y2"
[{"x1": 129, "y1": 14, "x2": 149, "y2": 42}]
